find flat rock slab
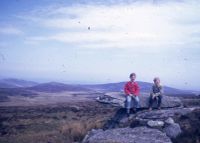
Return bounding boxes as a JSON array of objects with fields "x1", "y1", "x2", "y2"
[
  {"x1": 96, "y1": 92, "x2": 182, "y2": 108},
  {"x1": 136, "y1": 108, "x2": 194, "y2": 120},
  {"x1": 82, "y1": 126, "x2": 172, "y2": 143}
]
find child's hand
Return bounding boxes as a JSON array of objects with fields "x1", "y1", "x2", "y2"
[{"x1": 129, "y1": 94, "x2": 134, "y2": 96}]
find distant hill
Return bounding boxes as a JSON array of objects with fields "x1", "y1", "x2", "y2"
[
  {"x1": 82, "y1": 81, "x2": 194, "y2": 95},
  {"x1": 0, "y1": 79, "x2": 197, "y2": 103},
  {"x1": 0, "y1": 78, "x2": 38, "y2": 88},
  {"x1": 0, "y1": 78, "x2": 196, "y2": 95},
  {"x1": 28, "y1": 82, "x2": 91, "y2": 93}
]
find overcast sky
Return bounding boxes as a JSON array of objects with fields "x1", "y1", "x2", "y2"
[{"x1": 0, "y1": 0, "x2": 200, "y2": 90}]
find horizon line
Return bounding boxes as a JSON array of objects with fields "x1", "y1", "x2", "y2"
[{"x1": 0, "y1": 77, "x2": 199, "y2": 92}]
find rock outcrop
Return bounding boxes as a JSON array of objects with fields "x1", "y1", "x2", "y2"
[
  {"x1": 82, "y1": 92, "x2": 200, "y2": 143},
  {"x1": 82, "y1": 126, "x2": 172, "y2": 143},
  {"x1": 82, "y1": 108, "x2": 191, "y2": 143},
  {"x1": 116, "y1": 108, "x2": 196, "y2": 130},
  {"x1": 96, "y1": 92, "x2": 182, "y2": 108}
]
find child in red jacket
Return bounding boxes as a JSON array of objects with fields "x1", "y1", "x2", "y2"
[{"x1": 124, "y1": 73, "x2": 140, "y2": 116}]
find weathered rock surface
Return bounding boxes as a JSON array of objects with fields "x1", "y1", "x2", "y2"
[
  {"x1": 136, "y1": 108, "x2": 194, "y2": 120},
  {"x1": 96, "y1": 92, "x2": 182, "y2": 108},
  {"x1": 164, "y1": 123, "x2": 182, "y2": 138},
  {"x1": 173, "y1": 108, "x2": 200, "y2": 143},
  {"x1": 82, "y1": 106, "x2": 200, "y2": 143},
  {"x1": 82, "y1": 126, "x2": 172, "y2": 143},
  {"x1": 104, "y1": 107, "x2": 196, "y2": 131}
]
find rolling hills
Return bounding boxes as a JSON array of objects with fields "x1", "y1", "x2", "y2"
[
  {"x1": 0, "y1": 78, "x2": 38, "y2": 88},
  {"x1": 0, "y1": 78, "x2": 197, "y2": 95}
]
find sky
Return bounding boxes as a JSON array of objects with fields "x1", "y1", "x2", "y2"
[{"x1": 0, "y1": 0, "x2": 200, "y2": 90}]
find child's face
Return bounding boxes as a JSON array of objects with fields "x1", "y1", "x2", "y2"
[
  {"x1": 154, "y1": 79, "x2": 160, "y2": 85},
  {"x1": 130, "y1": 75, "x2": 136, "y2": 82}
]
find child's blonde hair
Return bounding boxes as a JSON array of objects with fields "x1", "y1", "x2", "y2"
[{"x1": 153, "y1": 77, "x2": 160, "y2": 83}]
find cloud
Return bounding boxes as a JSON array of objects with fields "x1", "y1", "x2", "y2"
[
  {"x1": 18, "y1": 0, "x2": 200, "y2": 49},
  {"x1": 1, "y1": 0, "x2": 200, "y2": 90},
  {"x1": 0, "y1": 26, "x2": 23, "y2": 35}
]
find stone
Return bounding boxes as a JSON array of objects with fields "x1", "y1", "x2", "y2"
[
  {"x1": 96, "y1": 92, "x2": 182, "y2": 108},
  {"x1": 82, "y1": 126, "x2": 172, "y2": 143},
  {"x1": 163, "y1": 123, "x2": 182, "y2": 138},
  {"x1": 82, "y1": 129, "x2": 103, "y2": 143},
  {"x1": 165, "y1": 117, "x2": 175, "y2": 125},
  {"x1": 147, "y1": 120, "x2": 164, "y2": 128}
]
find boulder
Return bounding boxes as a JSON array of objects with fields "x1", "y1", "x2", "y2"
[
  {"x1": 96, "y1": 92, "x2": 182, "y2": 108},
  {"x1": 82, "y1": 126, "x2": 172, "y2": 143},
  {"x1": 163, "y1": 123, "x2": 182, "y2": 138},
  {"x1": 172, "y1": 108, "x2": 200, "y2": 143}
]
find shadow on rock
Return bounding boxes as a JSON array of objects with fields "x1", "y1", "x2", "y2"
[{"x1": 173, "y1": 108, "x2": 200, "y2": 143}]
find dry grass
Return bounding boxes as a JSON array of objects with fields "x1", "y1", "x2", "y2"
[
  {"x1": 59, "y1": 118, "x2": 105, "y2": 142},
  {"x1": 0, "y1": 101, "x2": 117, "y2": 143},
  {"x1": 60, "y1": 122, "x2": 87, "y2": 141}
]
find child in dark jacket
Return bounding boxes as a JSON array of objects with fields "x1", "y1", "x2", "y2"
[{"x1": 149, "y1": 77, "x2": 163, "y2": 110}]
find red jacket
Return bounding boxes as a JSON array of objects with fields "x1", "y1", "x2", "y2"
[{"x1": 124, "y1": 81, "x2": 140, "y2": 96}]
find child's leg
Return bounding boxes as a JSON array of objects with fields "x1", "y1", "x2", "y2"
[
  {"x1": 126, "y1": 96, "x2": 132, "y2": 114},
  {"x1": 157, "y1": 95, "x2": 162, "y2": 108},
  {"x1": 149, "y1": 94, "x2": 154, "y2": 108},
  {"x1": 133, "y1": 96, "x2": 140, "y2": 109}
]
